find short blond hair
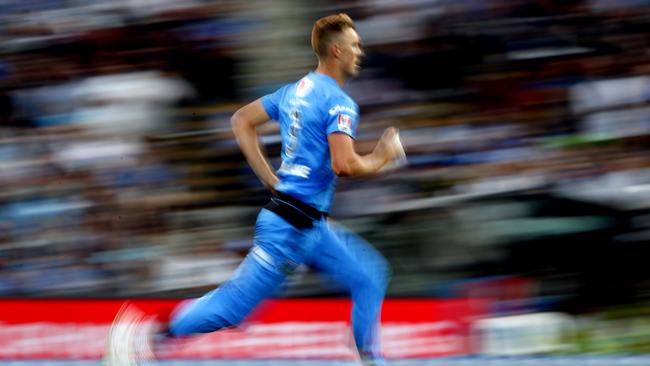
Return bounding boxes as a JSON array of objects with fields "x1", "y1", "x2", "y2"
[{"x1": 311, "y1": 13, "x2": 355, "y2": 58}]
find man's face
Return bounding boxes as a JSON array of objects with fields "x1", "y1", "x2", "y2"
[{"x1": 335, "y1": 27, "x2": 364, "y2": 78}]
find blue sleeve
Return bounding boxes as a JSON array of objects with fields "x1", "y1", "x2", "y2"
[
  {"x1": 261, "y1": 85, "x2": 287, "y2": 121},
  {"x1": 325, "y1": 96, "x2": 359, "y2": 139}
]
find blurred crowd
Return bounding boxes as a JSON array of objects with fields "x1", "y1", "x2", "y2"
[{"x1": 0, "y1": 0, "x2": 649, "y2": 319}]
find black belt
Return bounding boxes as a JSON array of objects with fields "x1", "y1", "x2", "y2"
[{"x1": 264, "y1": 191, "x2": 327, "y2": 229}]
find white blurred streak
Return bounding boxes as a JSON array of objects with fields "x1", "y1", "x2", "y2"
[
  {"x1": 53, "y1": 140, "x2": 145, "y2": 170},
  {"x1": 474, "y1": 312, "x2": 575, "y2": 356},
  {"x1": 570, "y1": 76, "x2": 650, "y2": 114},
  {"x1": 73, "y1": 71, "x2": 195, "y2": 134}
]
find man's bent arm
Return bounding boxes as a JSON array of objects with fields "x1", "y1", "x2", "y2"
[
  {"x1": 231, "y1": 99, "x2": 280, "y2": 190},
  {"x1": 328, "y1": 127, "x2": 398, "y2": 177}
]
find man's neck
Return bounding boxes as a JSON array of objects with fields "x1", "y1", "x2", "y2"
[{"x1": 315, "y1": 62, "x2": 346, "y2": 87}]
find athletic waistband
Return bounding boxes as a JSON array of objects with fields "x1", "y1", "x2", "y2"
[{"x1": 264, "y1": 191, "x2": 327, "y2": 229}]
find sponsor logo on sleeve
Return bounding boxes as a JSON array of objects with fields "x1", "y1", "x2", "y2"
[
  {"x1": 337, "y1": 114, "x2": 353, "y2": 134},
  {"x1": 329, "y1": 104, "x2": 357, "y2": 116}
]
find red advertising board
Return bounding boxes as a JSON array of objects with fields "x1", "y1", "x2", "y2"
[{"x1": 0, "y1": 298, "x2": 489, "y2": 360}]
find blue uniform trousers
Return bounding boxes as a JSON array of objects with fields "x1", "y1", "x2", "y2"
[{"x1": 169, "y1": 208, "x2": 390, "y2": 355}]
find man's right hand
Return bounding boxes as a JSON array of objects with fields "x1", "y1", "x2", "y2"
[{"x1": 375, "y1": 127, "x2": 406, "y2": 164}]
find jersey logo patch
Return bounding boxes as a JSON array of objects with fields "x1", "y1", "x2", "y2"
[
  {"x1": 295, "y1": 77, "x2": 314, "y2": 97},
  {"x1": 337, "y1": 114, "x2": 353, "y2": 134}
]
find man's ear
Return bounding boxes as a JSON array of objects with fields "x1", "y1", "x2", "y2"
[{"x1": 331, "y1": 43, "x2": 341, "y2": 59}]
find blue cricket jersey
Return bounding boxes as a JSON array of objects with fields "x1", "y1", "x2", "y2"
[{"x1": 261, "y1": 72, "x2": 359, "y2": 213}]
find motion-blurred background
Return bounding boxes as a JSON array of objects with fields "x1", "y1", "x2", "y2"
[{"x1": 2, "y1": 0, "x2": 650, "y2": 359}]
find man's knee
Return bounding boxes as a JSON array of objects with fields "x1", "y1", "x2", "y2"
[
  {"x1": 367, "y1": 254, "x2": 391, "y2": 293},
  {"x1": 357, "y1": 262, "x2": 391, "y2": 301}
]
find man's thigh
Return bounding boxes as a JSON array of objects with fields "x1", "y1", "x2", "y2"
[{"x1": 308, "y1": 221, "x2": 389, "y2": 291}]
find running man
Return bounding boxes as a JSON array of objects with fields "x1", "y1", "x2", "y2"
[{"x1": 104, "y1": 13, "x2": 405, "y2": 366}]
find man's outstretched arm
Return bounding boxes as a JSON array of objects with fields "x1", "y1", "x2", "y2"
[{"x1": 231, "y1": 99, "x2": 279, "y2": 190}]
